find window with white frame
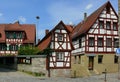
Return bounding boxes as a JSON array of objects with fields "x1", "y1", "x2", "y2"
[
  {"x1": 113, "y1": 22, "x2": 117, "y2": 31},
  {"x1": 98, "y1": 38, "x2": 103, "y2": 47},
  {"x1": 106, "y1": 38, "x2": 112, "y2": 47},
  {"x1": 56, "y1": 52, "x2": 64, "y2": 61},
  {"x1": 99, "y1": 21, "x2": 104, "y2": 29},
  {"x1": 57, "y1": 34, "x2": 63, "y2": 41},
  {"x1": 89, "y1": 37, "x2": 95, "y2": 47},
  {"x1": 106, "y1": 21, "x2": 111, "y2": 30}
]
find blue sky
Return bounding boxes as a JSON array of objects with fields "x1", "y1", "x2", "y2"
[{"x1": 0, "y1": 0, "x2": 118, "y2": 39}]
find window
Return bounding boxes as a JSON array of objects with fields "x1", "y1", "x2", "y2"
[
  {"x1": 106, "y1": 38, "x2": 112, "y2": 47},
  {"x1": 106, "y1": 21, "x2": 111, "y2": 30},
  {"x1": 79, "y1": 38, "x2": 82, "y2": 48},
  {"x1": 114, "y1": 38, "x2": 119, "y2": 48},
  {"x1": 6, "y1": 31, "x2": 23, "y2": 39},
  {"x1": 99, "y1": 21, "x2": 104, "y2": 29},
  {"x1": 89, "y1": 37, "x2": 95, "y2": 47},
  {"x1": 98, "y1": 55, "x2": 103, "y2": 64},
  {"x1": 56, "y1": 52, "x2": 64, "y2": 61},
  {"x1": 114, "y1": 55, "x2": 118, "y2": 63},
  {"x1": 98, "y1": 38, "x2": 103, "y2": 47},
  {"x1": 113, "y1": 22, "x2": 118, "y2": 30},
  {"x1": 58, "y1": 34, "x2": 63, "y2": 41},
  {"x1": 9, "y1": 45, "x2": 18, "y2": 51},
  {"x1": 0, "y1": 44, "x2": 7, "y2": 51}
]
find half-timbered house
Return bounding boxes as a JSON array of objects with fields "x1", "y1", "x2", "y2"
[
  {"x1": 71, "y1": 1, "x2": 119, "y2": 76},
  {"x1": 37, "y1": 21, "x2": 74, "y2": 77},
  {"x1": 0, "y1": 21, "x2": 36, "y2": 55}
]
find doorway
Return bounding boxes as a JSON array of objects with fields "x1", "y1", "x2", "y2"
[{"x1": 88, "y1": 56, "x2": 94, "y2": 70}]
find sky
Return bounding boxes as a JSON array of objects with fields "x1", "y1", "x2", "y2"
[{"x1": 0, "y1": 0, "x2": 118, "y2": 39}]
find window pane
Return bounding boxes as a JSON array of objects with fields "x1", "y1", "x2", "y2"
[
  {"x1": 113, "y1": 22, "x2": 117, "y2": 30},
  {"x1": 98, "y1": 38, "x2": 103, "y2": 47},
  {"x1": 99, "y1": 21, "x2": 104, "y2": 29},
  {"x1": 106, "y1": 38, "x2": 112, "y2": 47},
  {"x1": 58, "y1": 34, "x2": 63, "y2": 41},
  {"x1": 106, "y1": 21, "x2": 111, "y2": 30},
  {"x1": 89, "y1": 37, "x2": 94, "y2": 47},
  {"x1": 56, "y1": 52, "x2": 64, "y2": 61},
  {"x1": 114, "y1": 38, "x2": 119, "y2": 48}
]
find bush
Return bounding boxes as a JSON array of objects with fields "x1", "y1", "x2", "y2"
[{"x1": 18, "y1": 45, "x2": 41, "y2": 55}]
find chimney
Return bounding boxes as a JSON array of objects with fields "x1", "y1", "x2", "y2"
[
  {"x1": 45, "y1": 29, "x2": 49, "y2": 35},
  {"x1": 84, "y1": 13, "x2": 87, "y2": 21}
]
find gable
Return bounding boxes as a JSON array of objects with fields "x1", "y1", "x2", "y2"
[{"x1": 72, "y1": 1, "x2": 118, "y2": 39}]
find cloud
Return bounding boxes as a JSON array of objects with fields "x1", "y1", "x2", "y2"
[
  {"x1": 0, "y1": 13, "x2": 3, "y2": 17},
  {"x1": 18, "y1": 16, "x2": 26, "y2": 23},
  {"x1": 85, "y1": 4, "x2": 93, "y2": 10}
]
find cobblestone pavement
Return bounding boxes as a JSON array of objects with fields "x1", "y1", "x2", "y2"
[{"x1": 0, "y1": 68, "x2": 120, "y2": 82}]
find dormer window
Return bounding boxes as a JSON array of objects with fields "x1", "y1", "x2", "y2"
[
  {"x1": 58, "y1": 34, "x2": 63, "y2": 41},
  {"x1": 6, "y1": 31, "x2": 24, "y2": 39}
]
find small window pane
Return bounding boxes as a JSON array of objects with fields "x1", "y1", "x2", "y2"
[
  {"x1": 99, "y1": 21, "x2": 104, "y2": 29},
  {"x1": 113, "y1": 22, "x2": 117, "y2": 30},
  {"x1": 106, "y1": 38, "x2": 112, "y2": 47},
  {"x1": 98, "y1": 38, "x2": 103, "y2": 47},
  {"x1": 58, "y1": 34, "x2": 63, "y2": 41},
  {"x1": 56, "y1": 52, "x2": 64, "y2": 61},
  {"x1": 89, "y1": 37, "x2": 94, "y2": 47},
  {"x1": 106, "y1": 21, "x2": 111, "y2": 30}
]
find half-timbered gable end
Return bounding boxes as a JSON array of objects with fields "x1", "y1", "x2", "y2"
[
  {"x1": 37, "y1": 21, "x2": 74, "y2": 69},
  {"x1": 72, "y1": 1, "x2": 118, "y2": 55},
  {"x1": 71, "y1": 1, "x2": 119, "y2": 75},
  {"x1": 0, "y1": 21, "x2": 36, "y2": 55}
]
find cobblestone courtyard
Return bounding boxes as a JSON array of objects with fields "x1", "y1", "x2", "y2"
[{"x1": 0, "y1": 68, "x2": 120, "y2": 82}]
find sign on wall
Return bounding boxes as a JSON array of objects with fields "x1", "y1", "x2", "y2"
[{"x1": 116, "y1": 48, "x2": 120, "y2": 56}]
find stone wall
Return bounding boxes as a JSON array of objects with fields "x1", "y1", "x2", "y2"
[
  {"x1": 71, "y1": 54, "x2": 118, "y2": 77},
  {"x1": 50, "y1": 69, "x2": 71, "y2": 77},
  {"x1": 17, "y1": 57, "x2": 48, "y2": 77}
]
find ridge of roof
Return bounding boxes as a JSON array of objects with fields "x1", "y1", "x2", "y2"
[
  {"x1": 37, "y1": 21, "x2": 74, "y2": 50},
  {"x1": 72, "y1": 1, "x2": 117, "y2": 39}
]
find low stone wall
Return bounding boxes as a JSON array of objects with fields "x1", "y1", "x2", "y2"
[{"x1": 17, "y1": 57, "x2": 48, "y2": 77}]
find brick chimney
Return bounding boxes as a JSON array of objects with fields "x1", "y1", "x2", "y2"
[{"x1": 45, "y1": 29, "x2": 49, "y2": 35}]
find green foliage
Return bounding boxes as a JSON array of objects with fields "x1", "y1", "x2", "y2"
[
  {"x1": 18, "y1": 45, "x2": 41, "y2": 55},
  {"x1": 40, "y1": 47, "x2": 53, "y2": 55}
]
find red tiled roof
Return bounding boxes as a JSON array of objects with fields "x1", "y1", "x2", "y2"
[
  {"x1": 37, "y1": 21, "x2": 74, "y2": 51},
  {"x1": 72, "y1": 1, "x2": 118, "y2": 39},
  {"x1": 66, "y1": 25, "x2": 73, "y2": 33},
  {"x1": 0, "y1": 22, "x2": 36, "y2": 43}
]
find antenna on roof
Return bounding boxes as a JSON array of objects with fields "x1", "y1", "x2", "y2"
[{"x1": 36, "y1": 16, "x2": 40, "y2": 45}]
